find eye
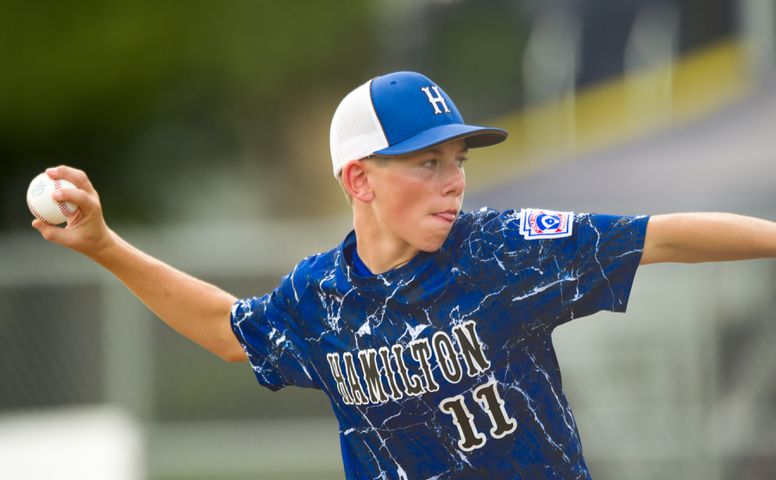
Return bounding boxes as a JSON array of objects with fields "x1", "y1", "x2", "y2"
[
  {"x1": 421, "y1": 158, "x2": 439, "y2": 168},
  {"x1": 457, "y1": 156, "x2": 469, "y2": 167}
]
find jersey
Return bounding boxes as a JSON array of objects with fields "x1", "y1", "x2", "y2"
[{"x1": 230, "y1": 207, "x2": 650, "y2": 479}]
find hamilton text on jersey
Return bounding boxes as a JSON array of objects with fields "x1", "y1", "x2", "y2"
[
  {"x1": 326, "y1": 319, "x2": 521, "y2": 452},
  {"x1": 326, "y1": 320, "x2": 490, "y2": 405}
]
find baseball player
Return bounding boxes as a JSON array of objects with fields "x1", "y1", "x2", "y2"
[{"x1": 34, "y1": 71, "x2": 776, "y2": 479}]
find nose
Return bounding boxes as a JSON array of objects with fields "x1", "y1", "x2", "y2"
[{"x1": 442, "y1": 161, "x2": 466, "y2": 196}]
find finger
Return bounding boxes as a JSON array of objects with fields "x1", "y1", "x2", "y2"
[
  {"x1": 31, "y1": 218, "x2": 67, "y2": 245},
  {"x1": 52, "y1": 186, "x2": 93, "y2": 212},
  {"x1": 64, "y1": 208, "x2": 84, "y2": 229},
  {"x1": 46, "y1": 165, "x2": 97, "y2": 195}
]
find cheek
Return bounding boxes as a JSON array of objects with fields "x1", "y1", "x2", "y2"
[{"x1": 383, "y1": 180, "x2": 428, "y2": 216}]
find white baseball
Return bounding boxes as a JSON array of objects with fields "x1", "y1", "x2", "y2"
[{"x1": 26, "y1": 173, "x2": 79, "y2": 225}]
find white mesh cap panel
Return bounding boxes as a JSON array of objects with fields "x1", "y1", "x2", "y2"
[{"x1": 329, "y1": 79, "x2": 389, "y2": 177}]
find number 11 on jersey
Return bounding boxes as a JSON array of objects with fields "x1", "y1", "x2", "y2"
[{"x1": 439, "y1": 380, "x2": 518, "y2": 451}]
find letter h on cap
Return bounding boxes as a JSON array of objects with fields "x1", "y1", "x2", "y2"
[{"x1": 421, "y1": 86, "x2": 451, "y2": 115}]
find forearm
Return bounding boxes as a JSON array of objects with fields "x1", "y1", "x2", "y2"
[
  {"x1": 91, "y1": 229, "x2": 245, "y2": 361},
  {"x1": 641, "y1": 213, "x2": 776, "y2": 264}
]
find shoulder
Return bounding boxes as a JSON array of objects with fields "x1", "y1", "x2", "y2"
[
  {"x1": 446, "y1": 207, "x2": 582, "y2": 255},
  {"x1": 446, "y1": 207, "x2": 525, "y2": 246},
  {"x1": 452, "y1": 207, "x2": 521, "y2": 235},
  {"x1": 443, "y1": 207, "x2": 523, "y2": 262},
  {"x1": 278, "y1": 245, "x2": 341, "y2": 303}
]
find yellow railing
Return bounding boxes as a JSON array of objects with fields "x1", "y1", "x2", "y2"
[{"x1": 467, "y1": 40, "x2": 751, "y2": 189}]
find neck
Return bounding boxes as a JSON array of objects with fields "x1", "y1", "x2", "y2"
[{"x1": 352, "y1": 207, "x2": 419, "y2": 275}]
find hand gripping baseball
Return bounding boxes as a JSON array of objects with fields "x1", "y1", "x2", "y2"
[{"x1": 31, "y1": 166, "x2": 113, "y2": 259}]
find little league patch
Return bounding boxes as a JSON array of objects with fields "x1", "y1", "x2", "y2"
[{"x1": 519, "y1": 208, "x2": 574, "y2": 240}]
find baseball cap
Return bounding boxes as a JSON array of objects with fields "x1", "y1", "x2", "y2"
[{"x1": 329, "y1": 71, "x2": 508, "y2": 177}]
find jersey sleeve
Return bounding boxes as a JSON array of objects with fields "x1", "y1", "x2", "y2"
[
  {"x1": 474, "y1": 208, "x2": 649, "y2": 328},
  {"x1": 545, "y1": 212, "x2": 649, "y2": 324},
  {"x1": 230, "y1": 276, "x2": 318, "y2": 391}
]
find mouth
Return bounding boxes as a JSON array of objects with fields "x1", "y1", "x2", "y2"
[{"x1": 432, "y1": 209, "x2": 459, "y2": 223}]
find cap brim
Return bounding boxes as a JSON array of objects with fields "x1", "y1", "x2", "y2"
[{"x1": 373, "y1": 124, "x2": 507, "y2": 157}]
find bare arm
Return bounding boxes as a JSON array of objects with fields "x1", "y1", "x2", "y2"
[
  {"x1": 32, "y1": 166, "x2": 247, "y2": 362},
  {"x1": 641, "y1": 213, "x2": 776, "y2": 265}
]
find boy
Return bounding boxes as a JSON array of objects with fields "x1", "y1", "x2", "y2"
[{"x1": 34, "y1": 71, "x2": 776, "y2": 479}]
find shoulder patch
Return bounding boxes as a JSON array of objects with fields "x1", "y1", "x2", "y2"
[{"x1": 519, "y1": 208, "x2": 574, "y2": 240}]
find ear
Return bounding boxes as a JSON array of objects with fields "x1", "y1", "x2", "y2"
[{"x1": 341, "y1": 160, "x2": 374, "y2": 202}]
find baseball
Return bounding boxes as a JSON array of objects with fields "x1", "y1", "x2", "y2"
[{"x1": 26, "y1": 172, "x2": 79, "y2": 225}]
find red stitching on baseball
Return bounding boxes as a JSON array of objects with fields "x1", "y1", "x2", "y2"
[
  {"x1": 53, "y1": 179, "x2": 76, "y2": 217},
  {"x1": 27, "y1": 197, "x2": 54, "y2": 225}
]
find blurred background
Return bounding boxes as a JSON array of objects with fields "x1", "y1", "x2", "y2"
[{"x1": 1, "y1": 0, "x2": 774, "y2": 479}]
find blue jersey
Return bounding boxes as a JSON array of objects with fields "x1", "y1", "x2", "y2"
[{"x1": 231, "y1": 207, "x2": 649, "y2": 479}]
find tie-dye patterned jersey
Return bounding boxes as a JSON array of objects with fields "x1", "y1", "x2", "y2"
[{"x1": 231, "y1": 207, "x2": 649, "y2": 479}]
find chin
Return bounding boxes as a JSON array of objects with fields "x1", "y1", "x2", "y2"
[{"x1": 417, "y1": 234, "x2": 449, "y2": 252}]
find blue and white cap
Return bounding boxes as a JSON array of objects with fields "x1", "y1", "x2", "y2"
[{"x1": 329, "y1": 71, "x2": 508, "y2": 177}]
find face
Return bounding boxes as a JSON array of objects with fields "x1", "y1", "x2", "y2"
[{"x1": 365, "y1": 139, "x2": 468, "y2": 253}]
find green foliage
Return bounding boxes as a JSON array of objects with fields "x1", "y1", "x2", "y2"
[{"x1": 0, "y1": 1, "x2": 373, "y2": 227}]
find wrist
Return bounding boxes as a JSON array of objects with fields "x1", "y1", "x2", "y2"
[{"x1": 87, "y1": 227, "x2": 122, "y2": 266}]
